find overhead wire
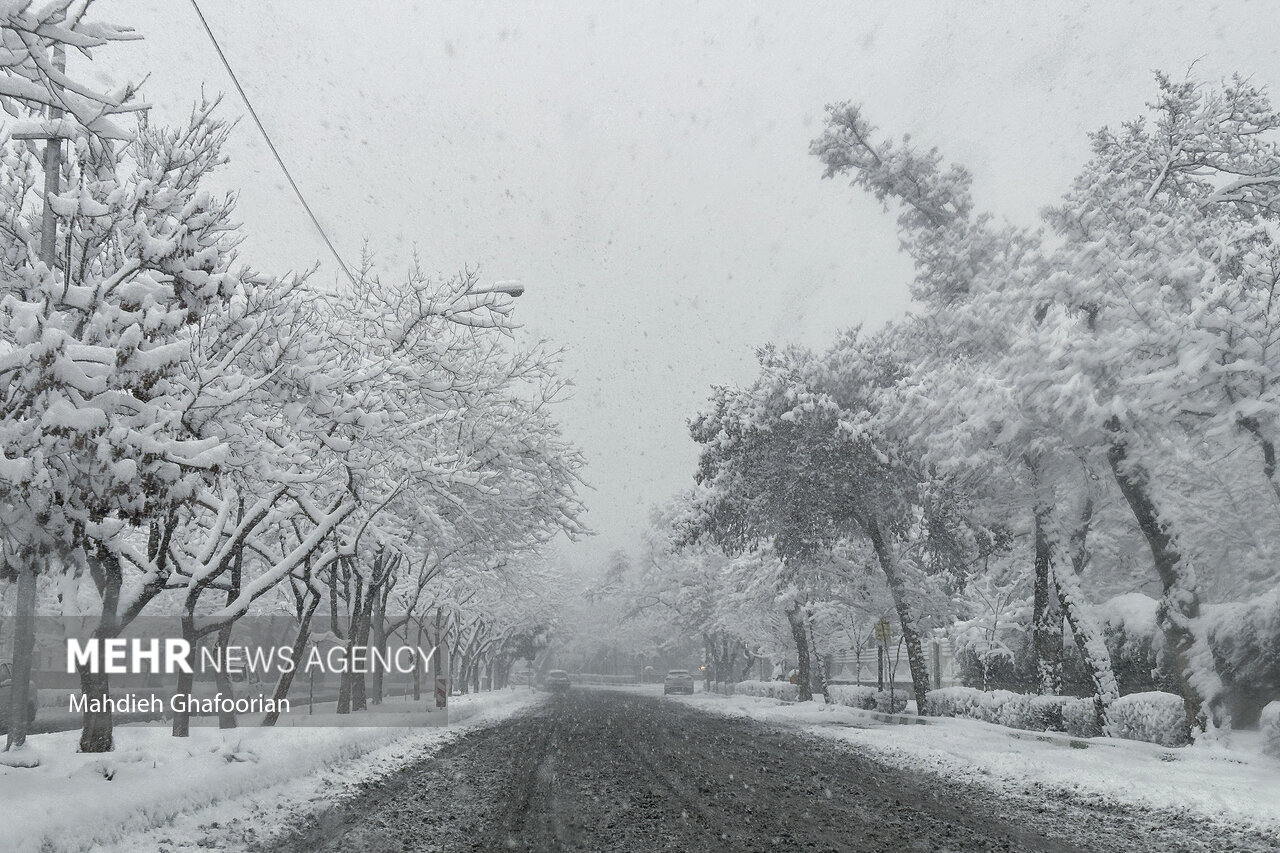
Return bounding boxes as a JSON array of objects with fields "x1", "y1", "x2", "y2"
[{"x1": 186, "y1": 0, "x2": 358, "y2": 289}]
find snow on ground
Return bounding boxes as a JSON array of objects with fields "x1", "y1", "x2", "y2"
[
  {"x1": 1, "y1": 688, "x2": 542, "y2": 853},
  {"x1": 671, "y1": 689, "x2": 1280, "y2": 836}
]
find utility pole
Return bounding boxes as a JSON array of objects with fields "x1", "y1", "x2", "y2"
[
  {"x1": 39, "y1": 47, "x2": 65, "y2": 266},
  {"x1": 5, "y1": 44, "x2": 65, "y2": 754}
]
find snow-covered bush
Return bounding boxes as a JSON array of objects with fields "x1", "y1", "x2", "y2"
[
  {"x1": 1056, "y1": 591, "x2": 1280, "y2": 728},
  {"x1": 1106, "y1": 692, "x2": 1189, "y2": 746},
  {"x1": 874, "y1": 690, "x2": 909, "y2": 714},
  {"x1": 924, "y1": 686, "x2": 985, "y2": 719},
  {"x1": 827, "y1": 684, "x2": 876, "y2": 710},
  {"x1": 1096, "y1": 594, "x2": 1163, "y2": 687},
  {"x1": 995, "y1": 692, "x2": 1041, "y2": 730},
  {"x1": 995, "y1": 693, "x2": 1074, "y2": 732},
  {"x1": 733, "y1": 680, "x2": 799, "y2": 701},
  {"x1": 1261, "y1": 701, "x2": 1280, "y2": 759},
  {"x1": 927, "y1": 687, "x2": 1072, "y2": 732},
  {"x1": 977, "y1": 690, "x2": 1021, "y2": 724},
  {"x1": 1063, "y1": 697, "x2": 1104, "y2": 738},
  {"x1": 1205, "y1": 590, "x2": 1280, "y2": 727},
  {"x1": 1029, "y1": 695, "x2": 1072, "y2": 732}
]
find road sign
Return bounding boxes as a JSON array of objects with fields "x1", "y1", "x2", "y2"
[{"x1": 874, "y1": 619, "x2": 892, "y2": 645}]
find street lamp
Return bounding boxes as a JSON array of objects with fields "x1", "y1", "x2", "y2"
[{"x1": 466, "y1": 279, "x2": 525, "y2": 297}]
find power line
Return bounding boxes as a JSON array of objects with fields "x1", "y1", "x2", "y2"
[{"x1": 186, "y1": 0, "x2": 358, "y2": 288}]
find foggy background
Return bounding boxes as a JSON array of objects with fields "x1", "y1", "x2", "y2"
[{"x1": 90, "y1": 0, "x2": 1277, "y2": 569}]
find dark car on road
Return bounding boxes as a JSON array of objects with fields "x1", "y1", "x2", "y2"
[
  {"x1": 544, "y1": 669, "x2": 572, "y2": 692},
  {"x1": 663, "y1": 669, "x2": 695, "y2": 695}
]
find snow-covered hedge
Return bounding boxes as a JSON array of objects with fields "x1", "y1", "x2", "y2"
[
  {"x1": 925, "y1": 686, "x2": 983, "y2": 719},
  {"x1": 927, "y1": 688, "x2": 1098, "y2": 735},
  {"x1": 1205, "y1": 588, "x2": 1280, "y2": 726},
  {"x1": 875, "y1": 690, "x2": 908, "y2": 714},
  {"x1": 1028, "y1": 695, "x2": 1072, "y2": 732},
  {"x1": 925, "y1": 687, "x2": 1021, "y2": 724},
  {"x1": 994, "y1": 692, "x2": 1038, "y2": 729},
  {"x1": 1082, "y1": 591, "x2": 1280, "y2": 728},
  {"x1": 1105, "y1": 692, "x2": 1189, "y2": 746},
  {"x1": 822, "y1": 685, "x2": 908, "y2": 713},
  {"x1": 733, "y1": 680, "x2": 798, "y2": 701},
  {"x1": 1258, "y1": 700, "x2": 1280, "y2": 759},
  {"x1": 926, "y1": 687, "x2": 1191, "y2": 746},
  {"x1": 827, "y1": 684, "x2": 877, "y2": 710},
  {"x1": 998, "y1": 693, "x2": 1075, "y2": 731},
  {"x1": 1062, "y1": 697, "x2": 1104, "y2": 738}
]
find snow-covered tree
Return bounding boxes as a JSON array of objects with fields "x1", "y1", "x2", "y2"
[
  {"x1": 687, "y1": 339, "x2": 951, "y2": 708},
  {"x1": 807, "y1": 73, "x2": 1280, "y2": 739}
]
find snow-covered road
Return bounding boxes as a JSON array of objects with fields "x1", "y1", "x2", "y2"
[
  {"x1": 257, "y1": 688, "x2": 1277, "y2": 852},
  {"x1": 1, "y1": 690, "x2": 540, "y2": 852}
]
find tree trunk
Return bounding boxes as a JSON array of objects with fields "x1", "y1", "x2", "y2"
[
  {"x1": 5, "y1": 563, "x2": 38, "y2": 751},
  {"x1": 214, "y1": 622, "x2": 237, "y2": 729},
  {"x1": 459, "y1": 651, "x2": 472, "y2": 695},
  {"x1": 807, "y1": 616, "x2": 831, "y2": 704},
  {"x1": 703, "y1": 635, "x2": 715, "y2": 688},
  {"x1": 76, "y1": 669, "x2": 113, "y2": 750},
  {"x1": 1056, "y1": 563, "x2": 1118, "y2": 732},
  {"x1": 433, "y1": 611, "x2": 447, "y2": 709},
  {"x1": 171, "y1": 614, "x2": 197, "y2": 737},
  {"x1": 370, "y1": 603, "x2": 386, "y2": 706},
  {"x1": 1239, "y1": 416, "x2": 1280, "y2": 507},
  {"x1": 413, "y1": 621, "x2": 422, "y2": 702},
  {"x1": 351, "y1": 553, "x2": 391, "y2": 713},
  {"x1": 449, "y1": 630, "x2": 465, "y2": 697},
  {"x1": 866, "y1": 519, "x2": 931, "y2": 714},
  {"x1": 351, "y1": 589, "x2": 373, "y2": 712},
  {"x1": 338, "y1": 634, "x2": 356, "y2": 714},
  {"x1": 213, "y1": 542, "x2": 244, "y2": 729},
  {"x1": 337, "y1": 579, "x2": 363, "y2": 715},
  {"x1": 6, "y1": 56, "x2": 62, "y2": 753},
  {"x1": 1107, "y1": 427, "x2": 1225, "y2": 737},
  {"x1": 784, "y1": 602, "x2": 813, "y2": 702},
  {"x1": 725, "y1": 640, "x2": 740, "y2": 689},
  {"x1": 1054, "y1": 495, "x2": 1117, "y2": 731},
  {"x1": 79, "y1": 548, "x2": 123, "y2": 752},
  {"x1": 263, "y1": 591, "x2": 319, "y2": 727},
  {"x1": 1032, "y1": 507, "x2": 1064, "y2": 695}
]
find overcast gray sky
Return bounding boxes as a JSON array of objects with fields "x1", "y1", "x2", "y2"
[{"x1": 96, "y1": 1, "x2": 1277, "y2": 570}]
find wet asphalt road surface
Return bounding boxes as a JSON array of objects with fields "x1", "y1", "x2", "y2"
[{"x1": 261, "y1": 689, "x2": 1279, "y2": 852}]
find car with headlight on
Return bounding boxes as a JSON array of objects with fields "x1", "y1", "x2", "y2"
[
  {"x1": 663, "y1": 669, "x2": 695, "y2": 695},
  {"x1": 544, "y1": 669, "x2": 572, "y2": 692}
]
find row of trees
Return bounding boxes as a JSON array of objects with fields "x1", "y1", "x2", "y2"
[
  {"x1": 0, "y1": 4, "x2": 584, "y2": 753},
  {"x1": 637, "y1": 72, "x2": 1280, "y2": 743}
]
